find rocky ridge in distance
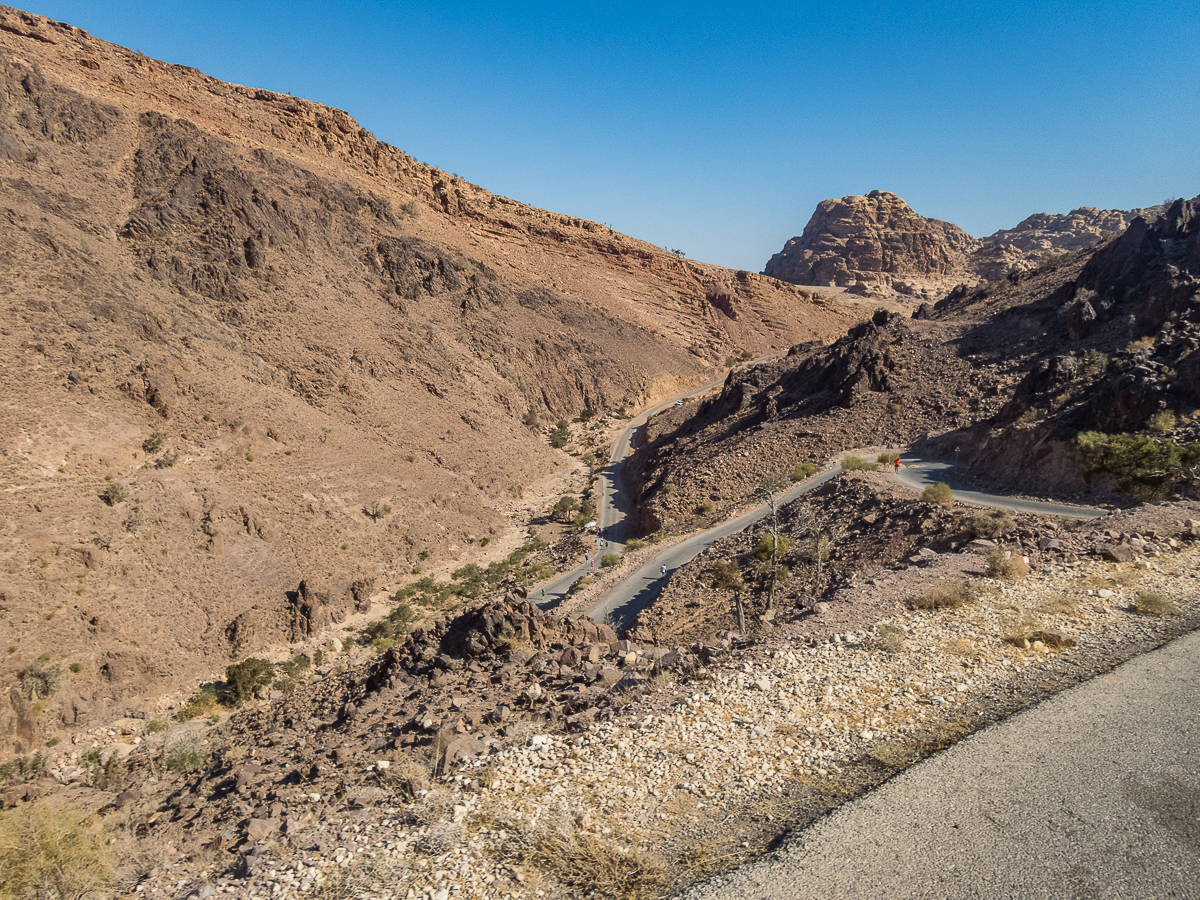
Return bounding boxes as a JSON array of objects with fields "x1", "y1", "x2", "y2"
[{"x1": 765, "y1": 190, "x2": 1169, "y2": 298}]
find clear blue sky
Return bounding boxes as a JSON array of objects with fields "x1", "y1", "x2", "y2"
[{"x1": 27, "y1": 1, "x2": 1200, "y2": 271}]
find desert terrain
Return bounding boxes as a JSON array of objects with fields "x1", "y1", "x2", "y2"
[{"x1": 1, "y1": 6, "x2": 1199, "y2": 900}]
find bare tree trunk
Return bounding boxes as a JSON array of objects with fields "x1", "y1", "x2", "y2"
[
  {"x1": 735, "y1": 592, "x2": 746, "y2": 634},
  {"x1": 768, "y1": 500, "x2": 778, "y2": 611}
]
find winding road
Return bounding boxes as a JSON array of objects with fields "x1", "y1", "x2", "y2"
[{"x1": 533, "y1": 379, "x2": 1106, "y2": 625}]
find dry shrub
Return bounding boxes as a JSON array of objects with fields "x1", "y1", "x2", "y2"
[
  {"x1": 942, "y1": 637, "x2": 977, "y2": 656},
  {"x1": 921, "y1": 482, "x2": 953, "y2": 506},
  {"x1": 985, "y1": 548, "x2": 1028, "y2": 579},
  {"x1": 1133, "y1": 591, "x2": 1180, "y2": 617},
  {"x1": 0, "y1": 800, "x2": 115, "y2": 900},
  {"x1": 532, "y1": 833, "x2": 668, "y2": 900},
  {"x1": 873, "y1": 623, "x2": 907, "y2": 653},
  {"x1": 1040, "y1": 591, "x2": 1081, "y2": 616},
  {"x1": 415, "y1": 821, "x2": 466, "y2": 855},
  {"x1": 910, "y1": 580, "x2": 976, "y2": 610},
  {"x1": 1000, "y1": 608, "x2": 1044, "y2": 645},
  {"x1": 867, "y1": 738, "x2": 920, "y2": 769},
  {"x1": 969, "y1": 509, "x2": 1015, "y2": 537}
]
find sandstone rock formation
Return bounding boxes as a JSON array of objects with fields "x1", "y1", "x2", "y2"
[
  {"x1": 766, "y1": 191, "x2": 1170, "y2": 296},
  {"x1": 763, "y1": 190, "x2": 981, "y2": 297}
]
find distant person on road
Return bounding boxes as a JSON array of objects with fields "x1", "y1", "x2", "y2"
[
  {"x1": 894, "y1": 458, "x2": 901, "y2": 472},
  {"x1": 661, "y1": 564, "x2": 667, "y2": 575}
]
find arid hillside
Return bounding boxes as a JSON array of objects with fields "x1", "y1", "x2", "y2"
[
  {"x1": 0, "y1": 6, "x2": 854, "y2": 750},
  {"x1": 632, "y1": 196, "x2": 1200, "y2": 532}
]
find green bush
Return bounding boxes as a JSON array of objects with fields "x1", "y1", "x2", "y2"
[
  {"x1": 753, "y1": 533, "x2": 790, "y2": 561},
  {"x1": 141, "y1": 432, "x2": 167, "y2": 454},
  {"x1": 792, "y1": 462, "x2": 817, "y2": 482},
  {"x1": 165, "y1": 750, "x2": 206, "y2": 773},
  {"x1": 553, "y1": 495, "x2": 579, "y2": 521},
  {"x1": 711, "y1": 560, "x2": 744, "y2": 593},
  {"x1": 549, "y1": 420, "x2": 571, "y2": 449},
  {"x1": 842, "y1": 455, "x2": 877, "y2": 471},
  {"x1": 1146, "y1": 410, "x2": 1177, "y2": 433},
  {"x1": 225, "y1": 658, "x2": 273, "y2": 706},
  {"x1": 1073, "y1": 431, "x2": 1200, "y2": 491},
  {"x1": 177, "y1": 686, "x2": 219, "y2": 721},
  {"x1": 922, "y1": 482, "x2": 953, "y2": 505},
  {"x1": 877, "y1": 452, "x2": 900, "y2": 464},
  {"x1": 601, "y1": 553, "x2": 621, "y2": 567}
]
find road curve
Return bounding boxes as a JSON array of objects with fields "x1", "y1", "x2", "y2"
[
  {"x1": 895, "y1": 458, "x2": 1105, "y2": 520},
  {"x1": 676, "y1": 627, "x2": 1200, "y2": 900},
  {"x1": 536, "y1": 373, "x2": 740, "y2": 606}
]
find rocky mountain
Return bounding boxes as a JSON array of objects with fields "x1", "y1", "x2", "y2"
[
  {"x1": 0, "y1": 5, "x2": 854, "y2": 749},
  {"x1": 762, "y1": 190, "x2": 981, "y2": 299},
  {"x1": 765, "y1": 190, "x2": 1169, "y2": 297},
  {"x1": 634, "y1": 196, "x2": 1200, "y2": 531}
]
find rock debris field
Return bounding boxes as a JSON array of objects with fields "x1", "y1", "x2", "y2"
[{"x1": 133, "y1": 544, "x2": 1199, "y2": 900}]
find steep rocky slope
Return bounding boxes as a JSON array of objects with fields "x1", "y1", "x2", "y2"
[{"x1": 0, "y1": 5, "x2": 854, "y2": 751}]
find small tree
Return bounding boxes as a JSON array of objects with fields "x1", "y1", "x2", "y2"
[
  {"x1": 225, "y1": 658, "x2": 273, "y2": 706},
  {"x1": 549, "y1": 420, "x2": 571, "y2": 449},
  {"x1": 711, "y1": 559, "x2": 745, "y2": 633},
  {"x1": 365, "y1": 500, "x2": 392, "y2": 522},
  {"x1": 553, "y1": 495, "x2": 579, "y2": 522},
  {"x1": 523, "y1": 407, "x2": 539, "y2": 430},
  {"x1": 756, "y1": 472, "x2": 791, "y2": 610}
]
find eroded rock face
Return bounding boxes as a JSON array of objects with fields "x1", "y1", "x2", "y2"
[
  {"x1": 764, "y1": 191, "x2": 980, "y2": 295},
  {"x1": 982, "y1": 205, "x2": 1166, "y2": 258},
  {"x1": 766, "y1": 193, "x2": 1170, "y2": 295}
]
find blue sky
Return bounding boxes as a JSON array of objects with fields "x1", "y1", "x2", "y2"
[{"x1": 28, "y1": 1, "x2": 1200, "y2": 271}]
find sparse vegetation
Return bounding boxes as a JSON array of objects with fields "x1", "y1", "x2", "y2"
[
  {"x1": 792, "y1": 462, "x2": 817, "y2": 481},
  {"x1": 1074, "y1": 431, "x2": 1200, "y2": 492},
  {"x1": 1146, "y1": 410, "x2": 1177, "y2": 433},
  {"x1": 98, "y1": 482, "x2": 127, "y2": 506},
  {"x1": 873, "y1": 623, "x2": 907, "y2": 653},
  {"x1": 910, "y1": 580, "x2": 976, "y2": 610},
  {"x1": 0, "y1": 801, "x2": 115, "y2": 900},
  {"x1": 18, "y1": 660, "x2": 60, "y2": 700},
  {"x1": 969, "y1": 509, "x2": 1015, "y2": 538},
  {"x1": 365, "y1": 500, "x2": 392, "y2": 522},
  {"x1": 922, "y1": 482, "x2": 953, "y2": 505},
  {"x1": 549, "y1": 419, "x2": 571, "y2": 449},
  {"x1": 141, "y1": 432, "x2": 167, "y2": 454},
  {"x1": 176, "y1": 686, "x2": 218, "y2": 721},
  {"x1": 1132, "y1": 590, "x2": 1179, "y2": 616},
  {"x1": 753, "y1": 533, "x2": 789, "y2": 561},
  {"x1": 711, "y1": 560, "x2": 743, "y2": 593},
  {"x1": 600, "y1": 553, "x2": 621, "y2": 567},
  {"x1": 842, "y1": 455, "x2": 876, "y2": 471},
  {"x1": 225, "y1": 658, "x2": 273, "y2": 706},
  {"x1": 985, "y1": 547, "x2": 1028, "y2": 579},
  {"x1": 876, "y1": 452, "x2": 900, "y2": 464}
]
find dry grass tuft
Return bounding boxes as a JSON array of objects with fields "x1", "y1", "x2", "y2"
[
  {"x1": 873, "y1": 623, "x2": 907, "y2": 653},
  {"x1": 910, "y1": 580, "x2": 976, "y2": 610},
  {"x1": 867, "y1": 738, "x2": 921, "y2": 769},
  {"x1": 985, "y1": 547, "x2": 1028, "y2": 579},
  {"x1": 0, "y1": 800, "x2": 115, "y2": 900},
  {"x1": 1040, "y1": 591, "x2": 1081, "y2": 616},
  {"x1": 941, "y1": 637, "x2": 977, "y2": 656},
  {"x1": 1000, "y1": 608, "x2": 1045, "y2": 645},
  {"x1": 532, "y1": 833, "x2": 669, "y2": 900},
  {"x1": 1132, "y1": 591, "x2": 1180, "y2": 617}
]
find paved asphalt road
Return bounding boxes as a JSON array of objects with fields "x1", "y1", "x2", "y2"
[
  {"x1": 896, "y1": 458, "x2": 1104, "y2": 520},
  {"x1": 677, "y1": 627, "x2": 1200, "y2": 900}
]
